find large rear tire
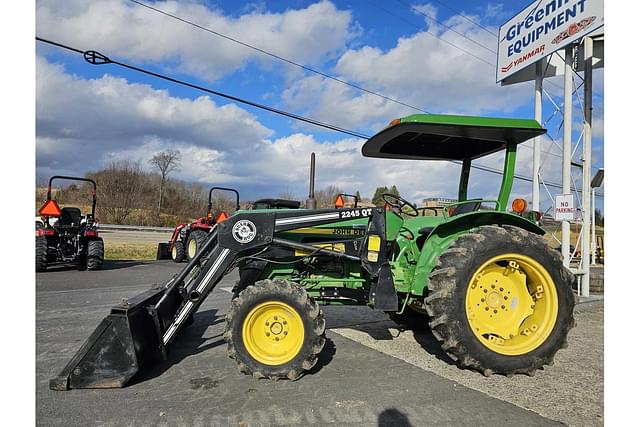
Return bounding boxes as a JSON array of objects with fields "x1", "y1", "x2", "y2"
[
  {"x1": 171, "y1": 240, "x2": 185, "y2": 263},
  {"x1": 425, "y1": 225, "x2": 575, "y2": 376},
  {"x1": 87, "y1": 238, "x2": 104, "y2": 270},
  {"x1": 186, "y1": 230, "x2": 208, "y2": 261},
  {"x1": 36, "y1": 235, "x2": 47, "y2": 272},
  {"x1": 224, "y1": 279, "x2": 326, "y2": 380}
]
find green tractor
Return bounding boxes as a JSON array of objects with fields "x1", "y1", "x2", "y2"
[{"x1": 51, "y1": 114, "x2": 575, "y2": 390}]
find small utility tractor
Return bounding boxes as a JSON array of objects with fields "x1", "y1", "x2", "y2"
[
  {"x1": 160, "y1": 187, "x2": 241, "y2": 263},
  {"x1": 36, "y1": 176, "x2": 104, "y2": 271},
  {"x1": 51, "y1": 114, "x2": 575, "y2": 390},
  {"x1": 160, "y1": 190, "x2": 302, "y2": 262}
]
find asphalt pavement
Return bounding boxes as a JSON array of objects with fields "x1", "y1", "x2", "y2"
[{"x1": 37, "y1": 261, "x2": 589, "y2": 426}]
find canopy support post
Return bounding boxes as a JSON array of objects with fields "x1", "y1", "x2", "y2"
[
  {"x1": 497, "y1": 144, "x2": 517, "y2": 211},
  {"x1": 458, "y1": 158, "x2": 471, "y2": 202}
]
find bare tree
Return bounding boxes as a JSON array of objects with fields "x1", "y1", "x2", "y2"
[
  {"x1": 314, "y1": 185, "x2": 344, "y2": 208},
  {"x1": 149, "y1": 150, "x2": 181, "y2": 213},
  {"x1": 87, "y1": 160, "x2": 145, "y2": 224}
]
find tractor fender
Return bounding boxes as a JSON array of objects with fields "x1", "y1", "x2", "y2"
[
  {"x1": 410, "y1": 211, "x2": 544, "y2": 296},
  {"x1": 190, "y1": 223, "x2": 213, "y2": 232}
]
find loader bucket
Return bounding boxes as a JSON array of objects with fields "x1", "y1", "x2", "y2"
[
  {"x1": 156, "y1": 242, "x2": 171, "y2": 260},
  {"x1": 50, "y1": 286, "x2": 167, "y2": 390},
  {"x1": 50, "y1": 225, "x2": 235, "y2": 390}
]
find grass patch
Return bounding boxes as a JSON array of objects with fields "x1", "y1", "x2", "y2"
[{"x1": 105, "y1": 243, "x2": 157, "y2": 260}]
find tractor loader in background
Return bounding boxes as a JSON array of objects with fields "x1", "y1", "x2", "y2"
[
  {"x1": 159, "y1": 174, "x2": 307, "y2": 262},
  {"x1": 51, "y1": 114, "x2": 575, "y2": 390},
  {"x1": 158, "y1": 187, "x2": 241, "y2": 263}
]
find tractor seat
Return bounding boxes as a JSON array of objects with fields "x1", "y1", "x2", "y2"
[
  {"x1": 56, "y1": 207, "x2": 82, "y2": 230},
  {"x1": 449, "y1": 200, "x2": 482, "y2": 217}
]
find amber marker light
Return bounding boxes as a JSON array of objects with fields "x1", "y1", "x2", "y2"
[
  {"x1": 387, "y1": 118, "x2": 401, "y2": 128},
  {"x1": 511, "y1": 198, "x2": 528, "y2": 214}
]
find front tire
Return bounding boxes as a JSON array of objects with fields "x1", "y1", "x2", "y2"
[
  {"x1": 171, "y1": 240, "x2": 185, "y2": 263},
  {"x1": 224, "y1": 279, "x2": 326, "y2": 380},
  {"x1": 425, "y1": 225, "x2": 575, "y2": 376},
  {"x1": 87, "y1": 238, "x2": 104, "y2": 270},
  {"x1": 186, "y1": 230, "x2": 208, "y2": 261}
]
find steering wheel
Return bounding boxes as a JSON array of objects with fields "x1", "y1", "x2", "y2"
[{"x1": 382, "y1": 193, "x2": 419, "y2": 217}]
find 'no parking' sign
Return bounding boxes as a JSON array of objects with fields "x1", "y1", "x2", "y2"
[{"x1": 554, "y1": 194, "x2": 575, "y2": 221}]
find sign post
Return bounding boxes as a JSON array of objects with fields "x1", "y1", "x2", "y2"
[
  {"x1": 561, "y1": 45, "x2": 573, "y2": 268},
  {"x1": 580, "y1": 36, "x2": 593, "y2": 297},
  {"x1": 532, "y1": 61, "x2": 543, "y2": 213}
]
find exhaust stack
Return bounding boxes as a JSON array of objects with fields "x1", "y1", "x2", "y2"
[{"x1": 305, "y1": 152, "x2": 317, "y2": 209}]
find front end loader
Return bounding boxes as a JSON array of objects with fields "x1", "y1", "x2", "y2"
[{"x1": 51, "y1": 114, "x2": 575, "y2": 390}]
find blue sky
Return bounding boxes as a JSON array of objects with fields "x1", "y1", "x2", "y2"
[{"x1": 35, "y1": 0, "x2": 604, "y2": 213}]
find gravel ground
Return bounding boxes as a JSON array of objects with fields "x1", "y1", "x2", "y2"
[{"x1": 330, "y1": 307, "x2": 604, "y2": 426}]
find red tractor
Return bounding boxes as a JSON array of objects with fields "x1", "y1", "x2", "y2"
[
  {"x1": 36, "y1": 176, "x2": 104, "y2": 271},
  {"x1": 159, "y1": 190, "x2": 304, "y2": 262},
  {"x1": 163, "y1": 187, "x2": 240, "y2": 263}
]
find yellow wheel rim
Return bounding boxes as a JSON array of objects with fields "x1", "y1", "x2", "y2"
[
  {"x1": 171, "y1": 246, "x2": 177, "y2": 259},
  {"x1": 242, "y1": 301, "x2": 304, "y2": 365},
  {"x1": 465, "y1": 254, "x2": 558, "y2": 356},
  {"x1": 188, "y1": 239, "x2": 197, "y2": 258}
]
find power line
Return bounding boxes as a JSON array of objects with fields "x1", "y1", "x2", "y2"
[
  {"x1": 130, "y1": 0, "x2": 605, "y2": 118},
  {"x1": 364, "y1": 0, "x2": 497, "y2": 68},
  {"x1": 428, "y1": 0, "x2": 498, "y2": 37},
  {"x1": 127, "y1": 0, "x2": 429, "y2": 115},
  {"x1": 392, "y1": 0, "x2": 495, "y2": 54},
  {"x1": 36, "y1": 37, "x2": 369, "y2": 139},
  {"x1": 406, "y1": 0, "x2": 605, "y2": 101},
  {"x1": 35, "y1": 36, "x2": 603, "y2": 199}
]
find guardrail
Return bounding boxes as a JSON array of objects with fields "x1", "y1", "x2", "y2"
[{"x1": 98, "y1": 224, "x2": 174, "y2": 232}]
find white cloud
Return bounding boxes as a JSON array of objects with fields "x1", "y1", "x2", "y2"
[
  {"x1": 280, "y1": 3, "x2": 532, "y2": 133},
  {"x1": 36, "y1": 0, "x2": 358, "y2": 82},
  {"x1": 37, "y1": 55, "x2": 506, "y2": 203},
  {"x1": 36, "y1": 56, "x2": 271, "y2": 179},
  {"x1": 38, "y1": 54, "x2": 558, "y2": 206}
]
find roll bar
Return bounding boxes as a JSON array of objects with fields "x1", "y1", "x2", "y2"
[
  {"x1": 207, "y1": 187, "x2": 240, "y2": 213},
  {"x1": 337, "y1": 193, "x2": 359, "y2": 207},
  {"x1": 47, "y1": 176, "x2": 97, "y2": 217}
]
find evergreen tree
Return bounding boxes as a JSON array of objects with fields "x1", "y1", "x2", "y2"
[{"x1": 372, "y1": 186, "x2": 389, "y2": 205}]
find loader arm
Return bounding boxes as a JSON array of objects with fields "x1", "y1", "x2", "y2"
[{"x1": 51, "y1": 207, "x2": 392, "y2": 390}]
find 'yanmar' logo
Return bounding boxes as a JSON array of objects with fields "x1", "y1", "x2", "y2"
[
  {"x1": 501, "y1": 44, "x2": 546, "y2": 74},
  {"x1": 552, "y1": 16, "x2": 596, "y2": 44}
]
